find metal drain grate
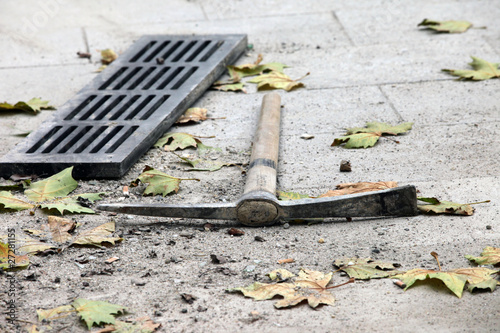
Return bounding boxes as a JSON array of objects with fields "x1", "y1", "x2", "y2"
[{"x1": 0, "y1": 34, "x2": 247, "y2": 179}]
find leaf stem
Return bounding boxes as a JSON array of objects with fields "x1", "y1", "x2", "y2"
[
  {"x1": 381, "y1": 136, "x2": 400, "y2": 144},
  {"x1": 178, "y1": 178, "x2": 201, "y2": 182},
  {"x1": 467, "y1": 200, "x2": 490, "y2": 205},
  {"x1": 431, "y1": 251, "x2": 441, "y2": 271},
  {"x1": 194, "y1": 135, "x2": 216, "y2": 139},
  {"x1": 295, "y1": 72, "x2": 310, "y2": 82},
  {"x1": 325, "y1": 277, "x2": 355, "y2": 289}
]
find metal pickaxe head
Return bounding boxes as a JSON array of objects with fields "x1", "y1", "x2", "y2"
[{"x1": 98, "y1": 93, "x2": 418, "y2": 226}]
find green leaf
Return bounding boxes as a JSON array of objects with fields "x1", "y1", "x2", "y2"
[
  {"x1": 393, "y1": 267, "x2": 499, "y2": 298},
  {"x1": 226, "y1": 54, "x2": 288, "y2": 82},
  {"x1": 71, "y1": 298, "x2": 126, "y2": 330},
  {"x1": 176, "y1": 154, "x2": 236, "y2": 172},
  {"x1": 1, "y1": 241, "x2": 30, "y2": 270},
  {"x1": 212, "y1": 81, "x2": 247, "y2": 93},
  {"x1": 277, "y1": 191, "x2": 311, "y2": 201},
  {"x1": 332, "y1": 132, "x2": 381, "y2": 148},
  {"x1": 465, "y1": 247, "x2": 500, "y2": 266},
  {"x1": 137, "y1": 168, "x2": 198, "y2": 196},
  {"x1": 443, "y1": 56, "x2": 500, "y2": 80},
  {"x1": 71, "y1": 221, "x2": 123, "y2": 247},
  {"x1": 331, "y1": 122, "x2": 413, "y2": 149},
  {"x1": 417, "y1": 197, "x2": 475, "y2": 215},
  {"x1": 418, "y1": 19, "x2": 472, "y2": 33},
  {"x1": 346, "y1": 122, "x2": 413, "y2": 135},
  {"x1": 40, "y1": 193, "x2": 106, "y2": 214},
  {"x1": 37, "y1": 305, "x2": 74, "y2": 322},
  {"x1": 0, "y1": 191, "x2": 35, "y2": 211},
  {"x1": 25, "y1": 167, "x2": 78, "y2": 203},
  {"x1": 154, "y1": 132, "x2": 201, "y2": 150},
  {"x1": 0, "y1": 97, "x2": 55, "y2": 114},
  {"x1": 333, "y1": 258, "x2": 402, "y2": 279},
  {"x1": 248, "y1": 71, "x2": 308, "y2": 91}
]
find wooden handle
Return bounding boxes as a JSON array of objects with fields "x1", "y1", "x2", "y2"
[{"x1": 243, "y1": 92, "x2": 281, "y2": 195}]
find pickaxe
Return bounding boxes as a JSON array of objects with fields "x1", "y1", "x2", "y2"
[{"x1": 97, "y1": 93, "x2": 418, "y2": 226}]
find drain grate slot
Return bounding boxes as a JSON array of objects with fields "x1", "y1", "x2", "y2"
[
  {"x1": 144, "y1": 41, "x2": 171, "y2": 62},
  {"x1": 200, "y1": 41, "x2": 224, "y2": 61},
  {"x1": 57, "y1": 126, "x2": 93, "y2": 154},
  {"x1": 130, "y1": 41, "x2": 157, "y2": 62},
  {"x1": 187, "y1": 41, "x2": 211, "y2": 62},
  {"x1": 0, "y1": 34, "x2": 247, "y2": 178},
  {"x1": 141, "y1": 95, "x2": 170, "y2": 120},
  {"x1": 99, "y1": 67, "x2": 128, "y2": 90},
  {"x1": 90, "y1": 126, "x2": 124, "y2": 154},
  {"x1": 172, "y1": 67, "x2": 198, "y2": 89},
  {"x1": 26, "y1": 126, "x2": 62, "y2": 154},
  {"x1": 106, "y1": 126, "x2": 139, "y2": 153}
]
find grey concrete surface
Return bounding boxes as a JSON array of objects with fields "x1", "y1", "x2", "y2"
[{"x1": 0, "y1": 1, "x2": 499, "y2": 332}]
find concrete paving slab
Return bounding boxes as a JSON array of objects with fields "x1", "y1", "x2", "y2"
[
  {"x1": 178, "y1": 87, "x2": 401, "y2": 141},
  {"x1": 0, "y1": 0, "x2": 206, "y2": 28},
  {"x1": 276, "y1": 120, "x2": 499, "y2": 190},
  {"x1": 380, "y1": 80, "x2": 500, "y2": 125},
  {"x1": 0, "y1": 27, "x2": 86, "y2": 68},
  {"x1": 84, "y1": 12, "x2": 352, "y2": 55},
  {"x1": 259, "y1": 36, "x2": 498, "y2": 89},
  {"x1": 335, "y1": 0, "x2": 500, "y2": 46}
]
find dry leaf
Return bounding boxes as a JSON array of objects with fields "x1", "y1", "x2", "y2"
[
  {"x1": 101, "y1": 49, "x2": 118, "y2": 64},
  {"x1": 393, "y1": 252, "x2": 500, "y2": 298},
  {"x1": 135, "y1": 168, "x2": 198, "y2": 197},
  {"x1": 46, "y1": 216, "x2": 75, "y2": 242},
  {"x1": 212, "y1": 81, "x2": 247, "y2": 93},
  {"x1": 37, "y1": 305, "x2": 74, "y2": 321},
  {"x1": 333, "y1": 258, "x2": 402, "y2": 279},
  {"x1": 417, "y1": 197, "x2": 485, "y2": 215},
  {"x1": 1, "y1": 241, "x2": 30, "y2": 270},
  {"x1": 318, "y1": 181, "x2": 398, "y2": 198},
  {"x1": 0, "y1": 97, "x2": 55, "y2": 114},
  {"x1": 418, "y1": 19, "x2": 472, "y2": 33},
  {"x1": 154, "y1": 132, "x2": 201, "y2": 150},
  {"x1": 393, "y1": 267, "x2": 499, "y2": 298},
  {"x1": 248, "y1": 71, "x2": 308, "y2": 91},
  {"x1": 71, "y1": 221, "x2": 123, "y2": 247},
  {"x1": 465, "y1": 247, "x2": 500, "y2": 266},
  {"x1": 176, "y1": 108, "x2": 208, "y2": 124},
  {"x1": 229, "y1": 268, "x2": 349, "y2": 308},
  {"x1": 442, "y1": 56, "x2": 500, "y2": 81}
]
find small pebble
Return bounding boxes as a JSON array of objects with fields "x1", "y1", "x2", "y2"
[
  {"x1": 244, "y1": 265, "x2": 256, "y2": 273},
  {"x1": 340, "y1": 160, "x2": 352, "y2": 172},
  {"x1": 300, "y1": 133, "x2": 314, "y2": 140},
  {"x1": 254, "y1": 235, "x2": 266, "y2": 242},
  {"x1": 283, "y1": 223, "x2": 290, "y2": 229},
  {"x1": 486, "y1": 225, "x2": 492, "y2": 230}
]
